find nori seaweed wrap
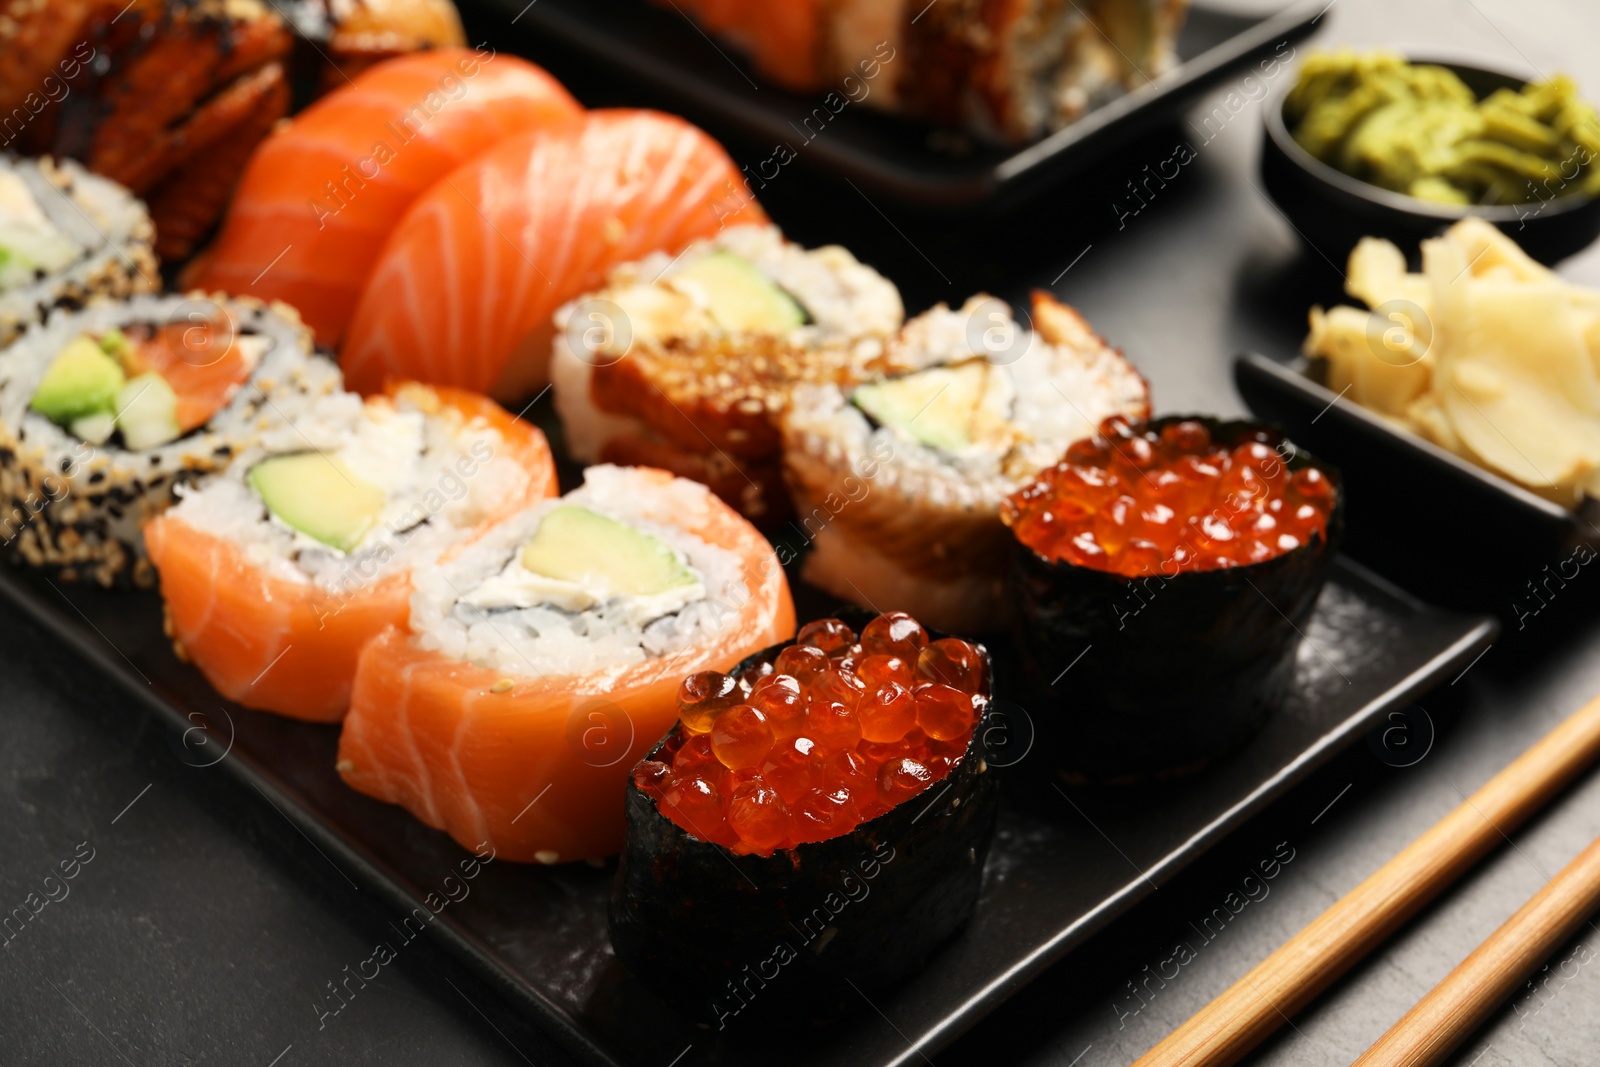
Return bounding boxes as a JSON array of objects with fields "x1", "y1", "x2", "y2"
[
  {"x1": 609, "y1": 612, "x2": 1001, "y2": 1026},
  {"x1": 1004, "y1": 416, "x2": 1345, "y2": 783}
]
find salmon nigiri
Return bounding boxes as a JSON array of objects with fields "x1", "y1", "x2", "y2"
[
  {"x1": 182, "y1": 49, "x2": 582, "y2": 346},
  {"x1": 146, "y1": 382, "x2": 559, "y2": 722},
  {"x1": 336, "y1": 465, "x2": 796, "y2": 863},
  {"x1": 339, "y1": 109, "x2": 768, "y2": 401}
]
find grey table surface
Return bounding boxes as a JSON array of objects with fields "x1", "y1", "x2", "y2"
[{"x1": 6, "y1": 0, "x2": 1600, "y2": 1064}]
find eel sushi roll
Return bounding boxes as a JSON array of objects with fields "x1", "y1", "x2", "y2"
[
  {"x1": 609, "y1": 610, "x2": 1000, "y2": 1025},
  {"x1": 0, "y1": 157, "x2": 159, "y2": 347},
  {"x1": 0, "y1": 292, "x2": 339, "y2": 586},
  {"x1": 335, "y1": 464, "x2": 796, "y2": 863},
  {"x1": 1003, "y1": 416, "x2": 1344, "y2": 782},
  {"x1": 551, "y1": 224, "x2": 904, "y2": 524},
  {"x1": 145, "y1": 382, "x2": 559, "y2": 721},
  {"x1": 781, "y1": 291, "x2": 1149, "y2": 633}
]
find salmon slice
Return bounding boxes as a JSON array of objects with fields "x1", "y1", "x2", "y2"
[
  {"x1": 335, "y1": 466, "x2": 797, "y2": 863},
  {"x1": 145, "y1": 382, "x2": 559, "y2": 722},
  {"x1": 181, "y1": 49, "x2": 581, "y2": 346},
  {"x1": 119, "y1": 313, "x2": 256, "y2": 433},
  {"x1": 339, "y1": 109, "x2": 769, "y2": 401}
]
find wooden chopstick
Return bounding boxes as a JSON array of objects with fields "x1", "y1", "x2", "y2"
[
  {"x1": 1132, "y1": 692, "x2": 1600, "y2": 1067},
  {"x1": 1353, "y1": 833, "x2": 1600, "y2": 1067}
]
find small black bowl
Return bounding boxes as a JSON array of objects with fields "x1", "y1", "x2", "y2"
[
  {"x1": 1008, "y1": 417, "x2": 1345, "y2": 785},
  {"x1": 1261, "y1": 55, "x2": 1600, "y2": 266}
]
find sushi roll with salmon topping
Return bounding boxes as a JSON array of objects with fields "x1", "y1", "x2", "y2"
[
  {"x1": 552, "y1": 224, "x2": 904, "y2": 523},
  {"x1": 0, "y1": 158, "x2": 159, "y2": 347},
  {"x1": 0, "y1": 292, "x2": 340, "y2": 586},
  {"x1": 781, "y1": 291, "x2": 1149, "y2": 633},
  {"x1": 145, "y1": 382, "x2": 559, "y2": 721},
  {"x1": 609, "y1": 610, "x2": 1000, "y2": 1024},
  {"x1": 335, "y1": 464, "x2": 796, "y2": 863}
]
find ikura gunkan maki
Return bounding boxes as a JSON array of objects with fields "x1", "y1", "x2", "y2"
[
  {"x1": 609, "y1": 611, "x2": 1000, "y2": 1024},
  {"x1": 1002, "y1": 416, "x2": 1343, "y2": 783},
  {"x1": 0, "y1": 292, "x2": 339, "y2": 585}
]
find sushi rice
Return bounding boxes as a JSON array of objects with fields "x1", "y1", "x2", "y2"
[
  {"x1": 0, "y1": 157, "x2": 159, "y2": 347},
  {"x1": 412, "y1": 464, "x2": 750, "y2": 678},
  {"x1": 781, "y1": 292, "x2": 1150, "y2": 633},
  {"x1": 0, "y1": 292, "x2": 340, "y2": 586}
]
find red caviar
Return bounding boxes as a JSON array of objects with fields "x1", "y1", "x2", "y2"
[
  {"x1": 634, "y1": 613, "x2": 986, "y2": 855},
  {"x1": 1001, "y1": 416, "x2": 1335, "y2": 577}
]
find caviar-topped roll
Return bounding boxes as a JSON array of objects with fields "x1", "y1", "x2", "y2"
[
  {"x1": 609, "y1": 610, "x2": 1000, "y2": 1024},
  {"x1": 0, "y1": 293, "x2": 339, "y2": 586},
  {"x1": 0, "y1": 158, "x2": 158, "y2": 347},
  {"x1": 782, "y1": 291, "x2": 1149, "y2": 633},
  {"x1": 551, "y1": 224, "x2": 904, "y2": 524},
  {"x1": 1003, "y1": 415, "x2": 1343, "y2": 782}
]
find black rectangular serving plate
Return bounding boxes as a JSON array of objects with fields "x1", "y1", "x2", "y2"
[
  {"x1": 471, "y1": 0, "x2": 1324, "y2": 208},
  {"x1": 4, "y1": 549, "x2": 1492, "y2": 1067},
  {"x1": 1234, "y1": 351, "x2": 1600, "y2": 613}
]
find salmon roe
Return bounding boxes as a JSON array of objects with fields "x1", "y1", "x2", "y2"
[
  {"x1": 1001, "y1": 416, "x2": 1336, "y2": 577},
  {"x1": 633, "y1": 613, "x2": 987, "y2": 855}
]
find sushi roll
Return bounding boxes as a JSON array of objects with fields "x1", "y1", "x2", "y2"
[
  {"x1": 0, "y1": 292, "x2": 339, "y2": 586},
  {"x1": 781, "y1": 291, "x2": 1150, "y2": 634},
  {"x1": 552, "y1": 224, "x2": 904, "y2": 523},
  {"x1": 145, "y1": 382, "x2": 560, "y2": 721},
  {"x1": 1003, "y1": 416, "x2": 1344, "y2": 782},
  {"x1": 0, "y1": 157, "x2": 159, "y2": 347},
  {"x1": 335, "y1": 464, "x2": 796, "y2": 863},
  {"x1": 658, "y1": 0, "x2": 1189, "y2": 143},
  {"x1": 608, "y1": 610, "x2": 1000, "y2": 1025}
]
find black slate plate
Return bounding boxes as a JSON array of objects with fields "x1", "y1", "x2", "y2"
[
  {"x1": 3, "y1": 545, "x2": 1492, "y2": 1067},
  {"x1": 1234, "y1": 351, "x2": 1600, "y2": 616},
  {"x1": 466, "y1": 0, "x2": 1325, "y2": 209}
]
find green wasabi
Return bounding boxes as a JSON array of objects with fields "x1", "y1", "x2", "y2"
[{"x1": 1286, "y1": 50, "x2": 1600, "y2": 206}]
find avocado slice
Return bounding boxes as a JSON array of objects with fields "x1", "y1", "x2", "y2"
[
  {"x1": 851, "y1": 361, "x2": 1016, "y2": 453},
  {"x1": 672, "y1": 251, "x2": 807, "y2": 332},
  {"x1": 115, "y1": 373, "x2": 182, "y2": 451},
  {"x1": 30, "y1": 337, "x2": 126, "y2": 426},
  {"x1": 519, "y1": 505, "x2": 697, "y2": 598},
  {"x1": 249, "y1": 452, "x2": 387, "y2": 553}
]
